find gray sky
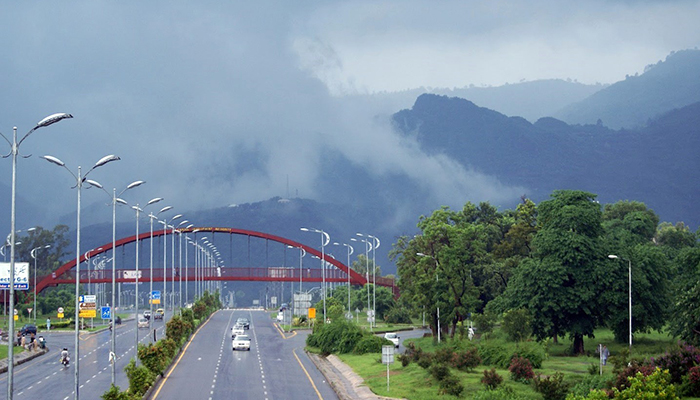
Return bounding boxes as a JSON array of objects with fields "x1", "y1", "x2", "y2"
[{"x1": 0, "y1": 1, "x2": 697, "y2": 226}]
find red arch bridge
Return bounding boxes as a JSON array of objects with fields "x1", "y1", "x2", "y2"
[{"x1": 35, "y1": 227, "x2": 397, "y2": 298}]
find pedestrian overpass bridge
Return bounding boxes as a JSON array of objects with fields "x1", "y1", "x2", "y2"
[{"x1": 35, "y1": 227, "x2": 397, "y2": 296}]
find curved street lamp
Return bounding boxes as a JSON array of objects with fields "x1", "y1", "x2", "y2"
[
  {"x1": 1, "y1": 112, "x2": 72, "y2": 400},
  {"x1": 89, "y1": 178, "x2": 146, "y2": 383},
  {"x1": 43, "y1": 153, "x2": 119, "y2": 400},
  {"x1": 301, "y1": 227, "x2": 330, "y2": 322},
  {"x1": 608, "y1": 254, "x2": 633, "y2": 352},
  {"x1": 333, "y1": 242, "x2": 354, "y2": 319},
  {"x1": 30, "y1": 244, "x2": 51, "y2": 323},
  {"x1": 357, "y1": 233, "x2": 380, "y2": 328},
  {"x1": 351, "y1": 236, "x2": 373, "y2": 329}
]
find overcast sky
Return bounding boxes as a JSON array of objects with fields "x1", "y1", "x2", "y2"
[{"x1": 0, "y1": 1, "x2": 698, "y2": 227}]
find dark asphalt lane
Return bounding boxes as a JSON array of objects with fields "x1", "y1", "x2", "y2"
[
  {"x1": 151, "y1": 309, "x2": 338, "y2": 400},
  {"x1": 1, "y1": 311, "x2": 171, "y2": 399}
]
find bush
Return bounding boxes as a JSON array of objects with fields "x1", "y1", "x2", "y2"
[
  {"x1": 568, "y1": 374, "x2": 611, "y2": 397},
  {"x1": 612, "y1": 368, "x2": 679, "y2": 399},
  {"x1": 682, "y1": 365, "x2": 700, "y2": 397},
  {"x1": 434, "y1": 347, "x2": 455, "y2": 365},
  {"x1": 101, "y1": 384, "x2": 130, "y2": 400},
  {"x1": 158, "y1": 337, "x2": 178, "y2": 359},
  {"x1": 353, "y1": 335, "x2": 391, "y2": 354},
  {"x1": 125, "y1": 358, "x2": 155, "y2": 397},
  {"x1": 508, "y1": 355, "x2": 534, "y2": 383},
  {"x1": 478, "y1": 340, "x2": 546, "y2": 369},
  {"x1": 533, "y1": 372, "x2": 569, "y2": 400},
  {"x1": 439, "y1": 374, "x2": 464, "y2": 397},
  {"x1": 649, "y1": 342, "x2": 700, "y2": 384},
  {"x1": 452, "y1": 348, "x2": 481, "y2": 371},
  {"x1": 165, "y1": 315, "x2": 193, "y2": 345},
  {"x1": 138, "y1": 342, "x2": 168, "y2": 377},
  {"x1": 305, "y1": 320, "x2": 364, "y2": 355},
  {"x1": 429, "y1": 363, "x2": 451, "y2": 381},
  {"x1": 417, "y1": 352, "x2": 433, "y2": 369},
  {"x1": 613, "y1": 362, "x2": 656, "y2": 391},
  {"x1": 398, "y1": 354, "x2": 411, "y2": 367},
  {"x1": 481, "y1": 368, "x2": 503, "y2": 390}
]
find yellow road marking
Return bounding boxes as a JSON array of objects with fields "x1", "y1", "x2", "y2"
[
  {"x1": 273, "y1": 323, "x2": 298, "y2": 339},
  {"x1": 151, "y1": 310, "x2": 219, "y2": 399},
  {"x1": 293, "y1": 348, "x2": 323, "y2": 400}
]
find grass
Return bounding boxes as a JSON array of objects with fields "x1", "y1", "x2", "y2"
[
  {"x1": 336, "y1": 328, "x2": 691, "y2": 399},
  {"x1": 0, "y1": 344, "x2": 26, "y2": 361}
]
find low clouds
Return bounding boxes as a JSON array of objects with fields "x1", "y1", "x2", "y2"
[{"x1": 0, "y1": 1, "x2": 695, "y2": 228}]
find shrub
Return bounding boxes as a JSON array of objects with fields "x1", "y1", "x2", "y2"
[
  {"x1": 508, "y1": 355, "x2": 534, "y2": 383},
  {"x1": 514, "y1": 341, "x2": 547, "y2": 369},
  {"x1": 481, "y1": 368, "x2": 503, "y2": 390},
  {"x1": 305, "y1": 320, "x2": 364, "y2": 355},
  {"x1": 533, "y1": 372, "x2": 569, "y2": 400},
  {"x1": 398, "y1": 353, "x2": 411, "y2": 367},
  {"x1": 125, "y1": 358, "x2": 155, "y2": 397},
  {"x1": 353, "y1": 335, "x2": 391, "y2": 354},
  {"x1": 649, "y1": 342, "x2": 700, "y2": 384},
  {"x1": 612, "y1": 368, "x2": 679, "y2": 399},
  {"x1": 165, "y1": 315, "x2": 193, "y2": 345},
  {"x1": 613, "y1": 362, "x2": 656, "y2": 391},
  {"x1": 569, "y1": 375, "x2": 611, "y2": 397},
  {"x1": 439, "y1": 374, "x2": 464, "y2": 397},
  {"x1": 404, "y1": 341, "x2": 423, "y2": 362},
  {"x1": 477, "y1": 339, "x2": 546, "y2": 369},
  {"x1": 452, "y1": 347, "x2": 481, "y2": 371},
  {"x1": 101, "y1": 384, "x2": 130, "y2": 400},
  {"x1": 158, "y1": 337, "x2": 178, "y2": 359},
  {"x1": 138, "y1": 342, "x2": 168, "y2": 377},
  {"x1": 429, "y1": 363, "x2": 451, "y2": 381},
  {"x1": 417, "y1": 352, "x2": 433, "y2": 369},
  {"x1": 434, "y1": 347, "x2": 455, "y2": 365},
  {"x1": 682, "y1": 365, "x2": 700, "y2": 396}
]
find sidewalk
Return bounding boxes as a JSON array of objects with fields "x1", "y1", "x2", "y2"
[{"x1": 307, "y1": 352, "x2": 405, "y2": 400}]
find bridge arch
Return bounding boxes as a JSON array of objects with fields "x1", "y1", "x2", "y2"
[{"x1": 35, "y1": 227, "x2": 394, "y2": 294}]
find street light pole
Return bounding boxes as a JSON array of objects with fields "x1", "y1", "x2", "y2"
[
  {"x1": 1, "y1": 113, "x2": 72, "y2": 400},
  {"x1": 301, "y1": 228, "x2": 330, "y2": 322},
  {"x1": 30, "y1": 245, "x2": 51, "y2": 323},
  {"x1": 608, "y1": 254, "x2": 632, "y2": 351},
  {"x1": 352, "y1": 237, "x2": 373, "y2": 329},
  {"x1": 43, "y1": 153, "x2": 120, "y2": 400},
  {"x1": 358, "y1": 233, "x2": 380, "y2": 328},
  {"x1": 333, "y1": 242, "x2": 353, "y2": 318}
]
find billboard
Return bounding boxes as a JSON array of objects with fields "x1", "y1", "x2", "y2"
[{"x1": 0, "y1": 262, "x2": 30, "y2": 290}]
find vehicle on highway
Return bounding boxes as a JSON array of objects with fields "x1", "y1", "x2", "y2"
[
  {"x1": 143, "y1": 310, "x2": 152, "y2": 320},
  {"x1": 138, "y1": 317, "x2": 149, "y2": 329},
  {"x1": 236, "y1": 317, "x2": 250, "y2": 329},
  {"x1": 232, "y1": 334, "x2": 251, "y2": 351},
  {"x1": 384, "y1": 332, "x2": 400, "y2": 348},
  {"x1": 19, "y1": 324, "x2": 37, "y2": 336},
  {"x1": 154, "y1": 308, "x2": 164, "y2": 320},
  {"x1": 231, "y1": 324, "x2": 245, "y2": 338}
]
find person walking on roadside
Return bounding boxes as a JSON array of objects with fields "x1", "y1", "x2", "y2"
[
  {"x1": 46, "y1": 317, "x2": 51, "y2": 331},
  {"x1": 602, "y1": 345, "x2": 610, "y2": 366}
]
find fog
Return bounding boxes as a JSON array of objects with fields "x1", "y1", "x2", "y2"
[{"x1": 0, "y1": 1, "x2": 696, "y2": 228}]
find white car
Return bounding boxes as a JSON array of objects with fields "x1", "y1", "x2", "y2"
[
  {"x1": 137, "y1": 317, "x2": 149, "y2": 329},
  {"x1": 384, "y1": 332, "x2": 400, "y2": 348},
  {"x1": 232, "y1": 334, "x2": 251, "y2": 351},
  {"x1": 231, "y1": 324, "x2": 245, "y2": 338}
]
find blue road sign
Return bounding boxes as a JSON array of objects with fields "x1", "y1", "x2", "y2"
[
  {"x1": 152, "y1": 290, "x2": 161, "y2": 300},
  {"x1": 101, "y1": 306, "x2": 111, "y2": 320}
]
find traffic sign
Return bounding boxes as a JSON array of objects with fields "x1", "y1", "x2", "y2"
[
  {"x1": 58, "y1": 307, "x2": 64, "y2": 313},
  {"x1": 101, "y1": 306, "x2": 111, "y2": 320},
  {"x1": 79, "y1": 294, "x2": 97, "y2": 318}
]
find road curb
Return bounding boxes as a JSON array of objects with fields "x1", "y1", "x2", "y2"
[{"x1": 0, "y1": 347, "x2": 50, "y2": 374}]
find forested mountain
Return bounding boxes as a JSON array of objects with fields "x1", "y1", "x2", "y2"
[
  {"x1": 393, "y1": 94, "x2": 700, "y2": 229},
  {"x1": 555, "y1": 49, "x2": 700, "y2": 129}
]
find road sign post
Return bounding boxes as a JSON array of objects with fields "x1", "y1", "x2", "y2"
[
  {"x1": 382, "y1": 345, "x2": 395, "y2": 392},
  {"x1": 101, "y1": 306, "x2": 111, "y2": 320}
]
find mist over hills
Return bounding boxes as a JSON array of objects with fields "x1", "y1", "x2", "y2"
[
  {"x1": 555, "y1": 49, "x2": 700, "y2": 129},
  {"x1": 393, "y1": 94, "x2": 700, "y2": 229}
]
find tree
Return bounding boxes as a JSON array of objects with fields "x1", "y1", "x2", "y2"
[
  {"x1": 667, "y1": 247, "x2": 700, "y2": 344},
  {"x1": 351, "y1": 254, "x2": 381, "y2": 277},
  {"x1": 502, "y1": 190, "x2": 607, "y2": 353}
]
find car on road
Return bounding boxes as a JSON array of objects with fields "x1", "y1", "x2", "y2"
[
  {"x1": 384, "y1": 332, "x2": 400, "y2": 348},
  {"x1": 232, "y1": 334, "x2": 251, "y2": 351},
  {"x1": 138, "y1": 317, "x2": 149, "y2": 329},
  {"x1": 19, "y1": 324, "x2": 38, "y2": 336},
  {"x1": 231, "y1": 324, "x2": 245, "y2": 338},
  {"x1": 143, "y1": 310, "x2": 151, "y2": 320},
  {"x1": 236, "y1": 317, "x2": 250, "y2": 329},
  {"x1": 154, "y1": 308, "x2": 164, "y2": 320}
]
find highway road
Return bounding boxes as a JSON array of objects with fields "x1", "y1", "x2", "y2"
[
  {"x1": 150, "y1": 309, "x2": 338, "y2": 400},
  {"x1": 0, "y1": 311, "x2": 170, "y2": 399}
]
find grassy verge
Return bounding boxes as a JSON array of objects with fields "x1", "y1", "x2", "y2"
[
  {"x1": 0, "y1": 345, "x2": 26, "y2": 360},
  {"x1": 337, "y1": 328, "x2": 689, "y2": 399}
]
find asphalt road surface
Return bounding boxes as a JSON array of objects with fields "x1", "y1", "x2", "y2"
[
  {"x1": 1, "y1": 311, "x2": 170, "y2": 399},
  {"x1": 150, "y1": 309, "x2": 338, "y2": 400}
]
